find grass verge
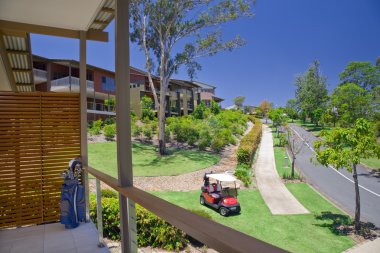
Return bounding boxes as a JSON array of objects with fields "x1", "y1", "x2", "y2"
[
  {"x1": 88, "y1": 142, "x2": 220, "y2": 177},
  {"x1": 153, "y1": 186, "x2": 354, "y2": 253}
]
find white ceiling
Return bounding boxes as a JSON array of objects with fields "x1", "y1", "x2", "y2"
[{"x1": 0, "y1": 0, "x2": 104, "y2": 31}]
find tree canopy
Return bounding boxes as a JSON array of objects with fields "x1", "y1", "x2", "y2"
[
  {"x1": 285, "y1": 98, "x2": 298, "y2": 122},
  {"x1": 295, "y1": 60, "x2": 329, "y2": 125},
  {"x1": 339, "y1": 61, "x2": 380, "y2": 91},
  {"x1": 314, "y1": 118, "x2": 380, "y2": 231},
  {"x1": 234, "y1": 96, "x2": 246, "y2": 109},
  {"x1": 330, "y1": 83, "x2": 372, "y2": 127},
  {"x1": 130, "y1": 0, "x2": 255, "y2": 155},
  {"x1": 268, "y1": 107, "x2": 287, "y2": 132}
]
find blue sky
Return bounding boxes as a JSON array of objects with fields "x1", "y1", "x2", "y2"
[{"x1": 31, "y1": 0, "x2": 380, "y2": 107}]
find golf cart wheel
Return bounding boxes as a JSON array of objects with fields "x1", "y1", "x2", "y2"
[
  {"x1": 219, "y1": 207, "x2": 229, "y2": 216},
  {"x1": 200, "y1": 196, "x2": 205, "y2": 205}
]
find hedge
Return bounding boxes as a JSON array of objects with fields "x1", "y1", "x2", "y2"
[{"x1": 237, "y1": 117, "x2": 262, "y2": 166}]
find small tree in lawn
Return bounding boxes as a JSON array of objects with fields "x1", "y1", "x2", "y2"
[
  {"x1": 285, "y1": 126, "x2": 305, "y2": 178},
  {"x1": 268, "y1": 108, "x2": 287, "y2": 137},
  {"x1": 130, "y1": 0, "x2": 254, "y2": 155},
  {"x1": 259, "y1": 100, "x2": 271, "y2": 123},
  {"x1": 314, "y1": 118, "x2": 380, "y2": 232}
]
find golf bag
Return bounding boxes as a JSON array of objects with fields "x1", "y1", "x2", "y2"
[{"x1": 60, "y1": 159, "x2": 85, "y2": 229}]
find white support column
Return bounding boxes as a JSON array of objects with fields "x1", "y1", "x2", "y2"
[
  {"x1": 115, "y1": 0, "x2": 137, "y2": 252},
  {"x1": 80, "y1": 31, "x2": 90, "y2": 222}
]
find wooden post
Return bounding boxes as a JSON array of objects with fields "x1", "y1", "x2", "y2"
[
  {"x1": 96, "y1": 178, "x2": 104, "y2": 247},
  {"x1": 115, "y1": 0, "x2": 137, "y2": 252},
  {"x1": 79, "y1": 31, "x2": 90, "y2": 222},
  {"x1": 69, "y1": 62, "x2": 72, "y2": 93}
]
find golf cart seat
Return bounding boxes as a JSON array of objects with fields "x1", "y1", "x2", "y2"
[{"x1": 208, "y1": 184, "x2": 221, "y2": 199}]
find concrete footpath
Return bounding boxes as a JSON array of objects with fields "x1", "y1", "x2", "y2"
[
  {"x1": 255, "y1": 124, "x2": 309, "y2": 215},
  {"x1": 343, "y1": 238, "x2": 380, "y2": 253}
]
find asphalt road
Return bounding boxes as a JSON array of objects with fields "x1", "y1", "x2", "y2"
[{"x1": 288, "y1": 124, "x2": 380, "y2": 227}]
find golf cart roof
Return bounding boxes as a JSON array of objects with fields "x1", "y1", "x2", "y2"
[{"x1": 206, "y1": 173, "x2": 237, "y2": 182}]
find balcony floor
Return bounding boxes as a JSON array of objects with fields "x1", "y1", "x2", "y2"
[{"x1": 0, "y1": 222, "x2": 110, "y2": 253}]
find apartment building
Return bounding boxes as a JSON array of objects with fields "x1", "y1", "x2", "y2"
[
  {"x1": 189, "y1": 81, "x2": 224, "y2": 106},
  {"x1": 32, "y1": 55, "x2": 223, "y2": 119}
]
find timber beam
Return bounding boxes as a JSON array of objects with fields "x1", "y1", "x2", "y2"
[{"x1": 0, "y1": 20, "x2": 108, "y2": 42}]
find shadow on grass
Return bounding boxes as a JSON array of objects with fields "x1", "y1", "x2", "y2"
[
  {"x1": 315, "y1": 212, "x2": 353, "y2": 235},
  {"x1": 315, "y1": 211, "x2": 377, "y2": 237}
]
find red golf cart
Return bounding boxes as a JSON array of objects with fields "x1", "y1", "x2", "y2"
[{"x1": 200, "y1": 172, "x2": 241, "y2": 216}]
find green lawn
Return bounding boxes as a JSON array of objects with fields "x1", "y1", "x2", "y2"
[
  {"x1": 273, "y1": 147, "x2": 300, "y2": 179},
  {"x1": 88, "y1": 142, "x2": 220, "y2": 177},
  {"x1": 361, "y1": 157, "x2": 380, "y2": 170},
  {"x1": 154, "y1": 184, "x2": 354, "y2": 253}
]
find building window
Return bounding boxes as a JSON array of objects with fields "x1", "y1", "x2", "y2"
[
  {"x1": 53, "y1": 72, "x2": 64, "y2": 80},
  {"x1": 204, "y1": 100, "x2": 211, "y2": 107},
  {"x1": 87, "y1": 72, "x2": 93, "y2": 81},
  {"x1": 102, "y1": 76, "x2": 115, "y2": 91}
]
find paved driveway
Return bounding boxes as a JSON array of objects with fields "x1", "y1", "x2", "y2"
[{"x1": 289, "y1": 124, "x2": 380, "y2": 227}]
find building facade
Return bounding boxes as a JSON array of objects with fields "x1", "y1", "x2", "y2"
[
  {"x1": 32, "y1": 55, "x2": 223, "y2": 120},
  {"x1": 189, "y1": 81, "x2": 224, "y2": 106}
]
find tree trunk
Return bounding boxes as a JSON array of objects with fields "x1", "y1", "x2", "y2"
[
  {"x1": 158, "y1": 87, "x2": 166, "y2": 155},
  {"x1": 352, "y1": 164, "x2": 361, "y2": 232},
  {"x1": 142, "y1": 16, "x2": 159, "y2": 111},
  {"x1": 291, "y1": 158, "x2": 295, "y2": 178}
]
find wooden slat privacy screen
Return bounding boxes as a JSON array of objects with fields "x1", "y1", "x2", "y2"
[{"x1": 0, "y1": 92, "x2": 81, "y2": 228}]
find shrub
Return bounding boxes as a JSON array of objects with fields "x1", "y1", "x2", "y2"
[
  {"x1": 103, "y1": 124, "x2": 116, "y2": 141},
  {"x1": 210, "y1": 100, "x2": 221, "y2": 115},
  {"x1": 143, "y1": 125, "x2": 153, "y2": 140},
  {"x1": 90, "y1": 195, "x2": 189, "y2": 251},
  {"x1": 165, "y1": 127, "x2": 171, "y2": 140},
  {"x1": 137, "y1": 205, "x2": 188, "y2": 250},
  {"x1": 104, "y1": 117, "x2": 115, "y2": 126},
  {"x1": 90, "y1": 196, "x2": 120, "y2": 240},
  {"x1": 101, "y1": 189, "x2": 118, "y2": 198},
  {"x1": 237, "y1": 117, "x2": 262, "y2": 166},
  {"x1": 210, "y1": 137, "x2": 224, "y2": 152},
  {"x1": 170, "y1": 117, "x2": 200, "y2": 144},
  {"x1": 198, "y1": 127, "x2": 212, "y2": 150},
  {"x1": 237, "y1": 149, "x2": 251, "y2": 165},
  {"x1": 141, "y1": 96, "x2": 155, "y2": 121},
  {"x1": 193, "y1": 102, "x2": 208, "y2": 119},
  {"x1": 234, "y1": 166, "x2": 252, "y2": 187},
  {"x1": 89, "y1": 119, "x2": 102, "y2": 135},
  {"x1": 132, "y1": 125, "x2": 143, "y2": 138}
]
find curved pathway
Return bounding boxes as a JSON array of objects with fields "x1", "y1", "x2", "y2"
[{"x1": 255, "y1": 124, "x2": 309, "y2": 215}]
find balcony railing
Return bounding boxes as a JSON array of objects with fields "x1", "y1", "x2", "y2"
[
  {"x1": 51, "y1": 76, "x2": 94, "y2": 90},
  {"x1": 33, "y1": 68, "x2": 47, "y2": 79},
  {"x1": 87, "y1": 102, "x2": 114, "y2": 112}
]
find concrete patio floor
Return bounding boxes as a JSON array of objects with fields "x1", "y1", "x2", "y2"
[{"x1": 0, "y1": 222, "x2": 110, "y2": 253}]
